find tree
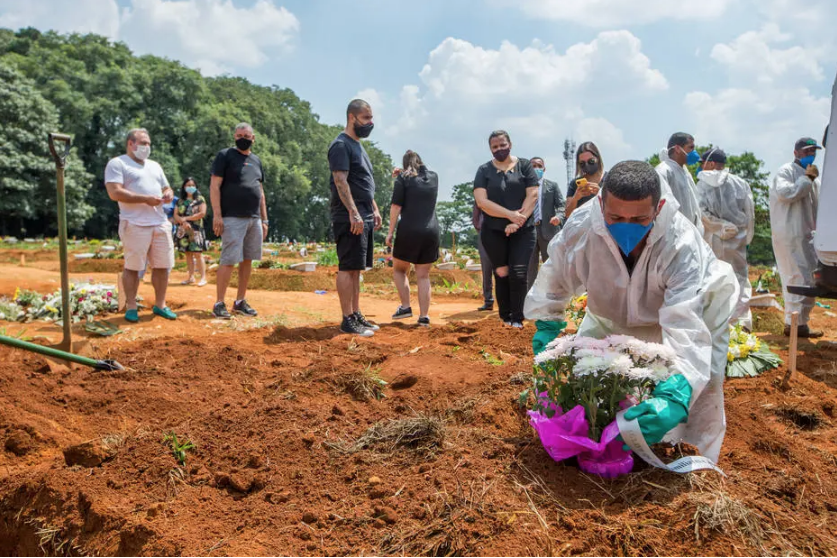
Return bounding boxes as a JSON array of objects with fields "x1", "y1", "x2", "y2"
[
  {"x1": 436, "y1": 182, "x2": 476, "y2": 248},
  {"x1": 0, "y1": 63, "x2": 92, "y2": 236}
]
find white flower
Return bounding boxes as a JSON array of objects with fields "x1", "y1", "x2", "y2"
[
  {"x1": 730, "y1": 346, "x2": 741, "y2": 359},
  {"x1": 574, "y1": 355, "x2": 610, "y2": 376},
  {"x1": 610, "y1": 354, "x2": 634, "y2": 376}
]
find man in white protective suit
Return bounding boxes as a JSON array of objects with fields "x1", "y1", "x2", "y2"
[
  {"x1": 656, "y1": 132, "x2": 704, "y2": 236},
  {"x1": 696, "y1": 148, "x2": 755, "y2": 330},
  {"x1": 769, "y1": 137, "x2": 823, "y2": 339},
  {"x1": 526, "y1": 160, "x2": 738, "y2": 464}
]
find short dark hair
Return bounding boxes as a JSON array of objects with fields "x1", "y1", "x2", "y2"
[
  {"x1": 347, "y1": 99, "x2": 371, "y2": 118},
  {"x1": 488, "y1": 130, "x2": 511, "y2": 145},
  {"x1": 530, "y1": 156, "x2": 545, "y2": 165},
  {"x1": 602, "y1": 161, "x2": 661, "y2": 206},
  {"x1": 667, "y1": 132, "x2": 694, "y2": 149}
]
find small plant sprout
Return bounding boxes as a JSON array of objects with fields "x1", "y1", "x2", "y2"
[{"x1": 163, "y1": 432, "x2": 195, "y2": 465}]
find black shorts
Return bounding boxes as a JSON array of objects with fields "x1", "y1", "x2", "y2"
[
  {"x1": 393, "y1": 227, "x2": 440, "y2": 265},
  {"x1": 333, "y1": 220, "x2": 374, "y2": 271}
]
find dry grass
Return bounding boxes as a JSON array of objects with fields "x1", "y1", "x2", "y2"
[
  {"x1": 687, "y1": 474, "x2": 766, "y2": 553},
  {"x1": 24, "y1": 519, "x2": 81, "y2": 556},
  {"x1": 335, "y1": 364, "x2": 387, "y2": 402},
  {"x1": 330, "y1": 413, "x2": 446, "y2": 455}
]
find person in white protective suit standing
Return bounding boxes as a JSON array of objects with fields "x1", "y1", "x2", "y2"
[
  {"x1": 769, "y1": 137, "x2": 823, "y2": 339},
  {"x1": 696, "y1": 148, "x2": 755, "y2": 330},
  {"x1": 526, "y1": 160, "x2": 738, "y2": 464},
  {"x1": 656, "y1": 132, "x2": 704, "y2": 236}
]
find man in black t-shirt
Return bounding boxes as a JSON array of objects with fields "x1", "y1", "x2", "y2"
[
  {"x1": 328, "y1": 99, "x2": 382, "y2": 336},
  {"x1": 209, "y1": 122, "x2": 268, "y2": 319}
]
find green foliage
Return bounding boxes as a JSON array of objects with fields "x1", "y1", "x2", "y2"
[
  {"x1": 317, "y1": 248, "x2": 339, "y2": 267},
  {"x1": 646, "y1": 146, "x2": 774, "y2": 265},
  {"x1": 0, "y1": 29, "x2": 393, "y2": 242},
  {"x1": 437, "y1": 181, "x2": 477, "y2": 248},
  {"x1": 163, "y1": 432, "x2": 195, "y2": 466}
]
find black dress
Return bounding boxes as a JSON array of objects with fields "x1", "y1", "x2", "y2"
[{"x1": 392, "y1": 168, "x2": 440, "y2": 264}]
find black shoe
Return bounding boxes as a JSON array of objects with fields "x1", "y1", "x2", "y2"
[
  {"x1": 340, "y1": 315, "x2": 374, "y2": 337},
  {"x1": 233, "y1": 299, "x2": 258, "y2": 316},
  {"x1": 477, "y1": 302, "x2": 494, "y2": 312},
  {"x1": 353, "y1": 311, "x2": 380, "y2": 331},
  {"x1": 783, "y1": 324, "x2": 824, "y2": 338},
  {"x1": 417, "y1": 316, "x2": 430, "y2": 327},
  {"x1": 213, "y1": 302, "x2": 232, "y2": 320},
  {"x1": 392, "y1": 306, "x2": 413, "y2": 319}
]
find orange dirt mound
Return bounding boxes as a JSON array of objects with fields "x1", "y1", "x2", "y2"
[{"x1": 2, "y1": 315, "x2": 837, "y2": 555}]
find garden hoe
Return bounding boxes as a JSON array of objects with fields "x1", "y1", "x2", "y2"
[{"x1": 0, "y1": 133, "x2": 124, "y2": 372}]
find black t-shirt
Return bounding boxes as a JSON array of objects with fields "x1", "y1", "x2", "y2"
[
  {"x1": 211, "y1": 148, "x2": 264, "y2": 218},
  {"x1": 567, "y1": 172, "x2": 607, "y2": 209},
  {"x1": 392, "y1": 168, "x2": 439, "y2": 234},
  {"x1": 472, "y1": 158, "x2": 539, "y2": 230},
  {"x1": 328, "y1": 133, "x2": 376, "y2": 222}
]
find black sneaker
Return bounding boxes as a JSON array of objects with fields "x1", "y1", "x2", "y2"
[
  {"x1": 477, "y1": 302, "x2": 494, "y2": 312},
  {"x1": 340, "y1": 315, "x2": 374, "y2": 337},
  {"x1": 354, "y1": 311, "x2": 380, "y2": 331},
  {"x1": 213, "y1": 302, "x2": 232, "y2": 320},
  {"x1": 233, "y1": 299, "x2": 258, "y2": 316},
  {"x1": 392, "y1": 306, "x2": 413, "y2": 319},
  {"x1": 417, "y1": 316, "x2": 430, "y2": 327}
]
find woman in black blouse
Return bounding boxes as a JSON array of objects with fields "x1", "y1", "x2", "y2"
[
  {"x1": 565, "y1": 141, "x2": 605, "y2": 219},
  {"x1": 473, "y1": 130, "x2": 539, "y2": 328},
  {"x1": 386, "y1": 150, "x2": 440, "y2": 327}
]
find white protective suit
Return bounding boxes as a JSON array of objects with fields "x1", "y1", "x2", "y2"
[
  {"x1": 697, "y1": 169, "x2": 755, "y2": 329},
  {"x1": 524, "y1": 194, "x2": 738, "y2": 463},
  {"x1": 656, "y1": 150, "x2": 704, "y2": 236},
  {"x1": 769, "y1": 162, "x2": 820, "y2": 326}
]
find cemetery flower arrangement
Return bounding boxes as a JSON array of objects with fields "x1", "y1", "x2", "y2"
[
  {"x1": 567, "y1": 294, "x2": 587, "y2": 328},
  {"x1": 726, "y1": 325, "x2": 782, "y2": 378},
  {"x1": 529, "y1": 334, "x2": 677, "y2": 441},
  {"x1": 9, "y1": 283, "x2": 118, "y2": 324}
]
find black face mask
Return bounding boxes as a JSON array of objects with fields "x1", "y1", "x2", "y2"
[
  {"x1": 492, "y1": 148, "x2": 511, "y2": 162},
  {"x1": 235, "y1": 137, "x2": 253, "y2": 151},
  {"x1": 580, "y1": 159, "x2": 600, "y2": 176},
  {"x1": 353, "y1": 121, "x2": 374, "y2": 138}
]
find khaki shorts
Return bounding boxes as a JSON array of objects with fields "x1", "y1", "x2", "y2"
[{"x1": 119, "y1": 220, "x2": 175, "y2": 271}]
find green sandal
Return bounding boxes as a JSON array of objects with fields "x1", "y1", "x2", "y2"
[{"x1": 152, "y1": 306, "x2": 177, "y2": 320}]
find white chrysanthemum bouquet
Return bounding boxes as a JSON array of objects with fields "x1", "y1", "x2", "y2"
[
  {"x1": 726, "y1": 325, "x2": 781, "y2": 378},
  {"x1": 524, "y1": 334, "x2": 678, "y2": 478}
]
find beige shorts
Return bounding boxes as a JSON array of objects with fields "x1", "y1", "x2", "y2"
[{"x1": 119, "y1": 220, "x2": 175, "y2": 271}]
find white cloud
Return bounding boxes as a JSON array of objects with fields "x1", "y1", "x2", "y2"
[
  {"x1": 376, "y1": 31, "x2": 664, "y2": 196},
  {"x1": 0, "y1": 0, "x2": 299, "y2": 76},
  {"x1": 120, "y1": 0, "x2": 299, "y2": 75},
  {"x1": 710, "y1": 23, "x2": 823, "y2": 85},
  {"x1": 510, "y1": 0, "x2": 732, "y2": 27},
  {"x1": 0, "y1": 0, "x2": 120, "y2": 38},
  {"x1": 684, "y1": 23, "x2": 831, "y2": 178}
]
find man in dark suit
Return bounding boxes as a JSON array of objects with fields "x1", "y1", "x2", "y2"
[{"x1": 527, "y1": 157, "x2": 566, "y2": 290}]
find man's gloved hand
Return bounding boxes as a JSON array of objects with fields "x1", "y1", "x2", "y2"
[
  {"x1": 532, "y1": 320, "x2": 567, "y2": 355},
  {"x1": 720, "y1": 223, "x2": 738, "y2": 240},
  {"x1": 622, "y1": 374, "x2": 692, "y2": 450}
]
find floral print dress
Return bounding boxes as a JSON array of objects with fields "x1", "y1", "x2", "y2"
[{"x1": 175, "y1": 194, "x2": 207, "y2": 252}]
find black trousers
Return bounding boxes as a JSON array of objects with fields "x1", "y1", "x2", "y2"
[{"x1": 480, "y1": 226, "x2": 537, "y2": 322}]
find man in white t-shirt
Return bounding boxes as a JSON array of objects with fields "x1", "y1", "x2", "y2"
[{"x1": 104, "y1": 128, "x2": 177, "y2": 323}]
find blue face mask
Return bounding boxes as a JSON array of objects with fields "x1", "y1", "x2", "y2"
[
  {"x1": 798, "y1": 155, "x2": 816, "y2": 168},
  {"x1": 606, "y1": 221, "x2": 655, "y2": 256},
  {"x1": 185, "y1": 186, "x2": 197, "y2": 195},
  {"x1": 534, "y1": 168, "x2": 544, "y2": 180},
  {"x1": 686, "y1": 149, "x2": 701, "y2": 166}
]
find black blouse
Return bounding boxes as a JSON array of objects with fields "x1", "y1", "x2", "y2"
[
  {"x1": 473, "y1": 158, "x2": 539, "y2": 231},
  {"x1": 567, "y1": 172, "x2": 607, "y2": 210},
  {"x1": 392, "y1": 168, "x2": 440, "y2": 233}
]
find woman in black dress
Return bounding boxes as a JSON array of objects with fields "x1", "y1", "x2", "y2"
[
  {"x1": 473, "y1": 130, "x2": 539, "y2": 328},
  {"x1": 386, "y1": 150, "x2": 440, "y2": 327},
  {"x1": 565, "y1": 141, "x2": 605, "y2": 219}
]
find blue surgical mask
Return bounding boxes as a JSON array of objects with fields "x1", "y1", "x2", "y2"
[
  {"x1": 606, "y1": 221, "x2": 654, "y2": 256},
  {"x1": 534, "y1": 168, "x2": 545, "y2": 180},
  {"x1": 798, "y1": 155, "x2": 816, "y2": 168},
  {"x1": 185, "y1": 186, "x2": 197, "y2": 195},
  {"x1": 686, "y1": 149, "x2": 701, "y2": 166}
]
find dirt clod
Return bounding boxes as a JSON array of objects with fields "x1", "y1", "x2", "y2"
[
  {"x1": 372, "y1": 505, "x2": 398, "y2": 524},
  {"x1": 390, "y1": 373, "x2": 419, "y2": 390},
  {"x1": 63, "y1": 440, "x2": 113, "y2": 467},
  {"x1": 4, "y1": 430, "x2": 35, "y2": 456},
  {"x1": 368, "y1": 476, "x2": 382, "y2": 485},
  {"x1": 301, "y1": 512, "x2": 318, "y2": 524}
]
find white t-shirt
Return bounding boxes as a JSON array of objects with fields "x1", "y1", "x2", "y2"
[{"x1": 104, "y1": 154, "x2": 170, "y2": 226}]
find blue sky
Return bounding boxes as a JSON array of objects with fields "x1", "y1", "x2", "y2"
[{"x1": 1, "y1": 0, "x2": 835, "y2": 198}]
